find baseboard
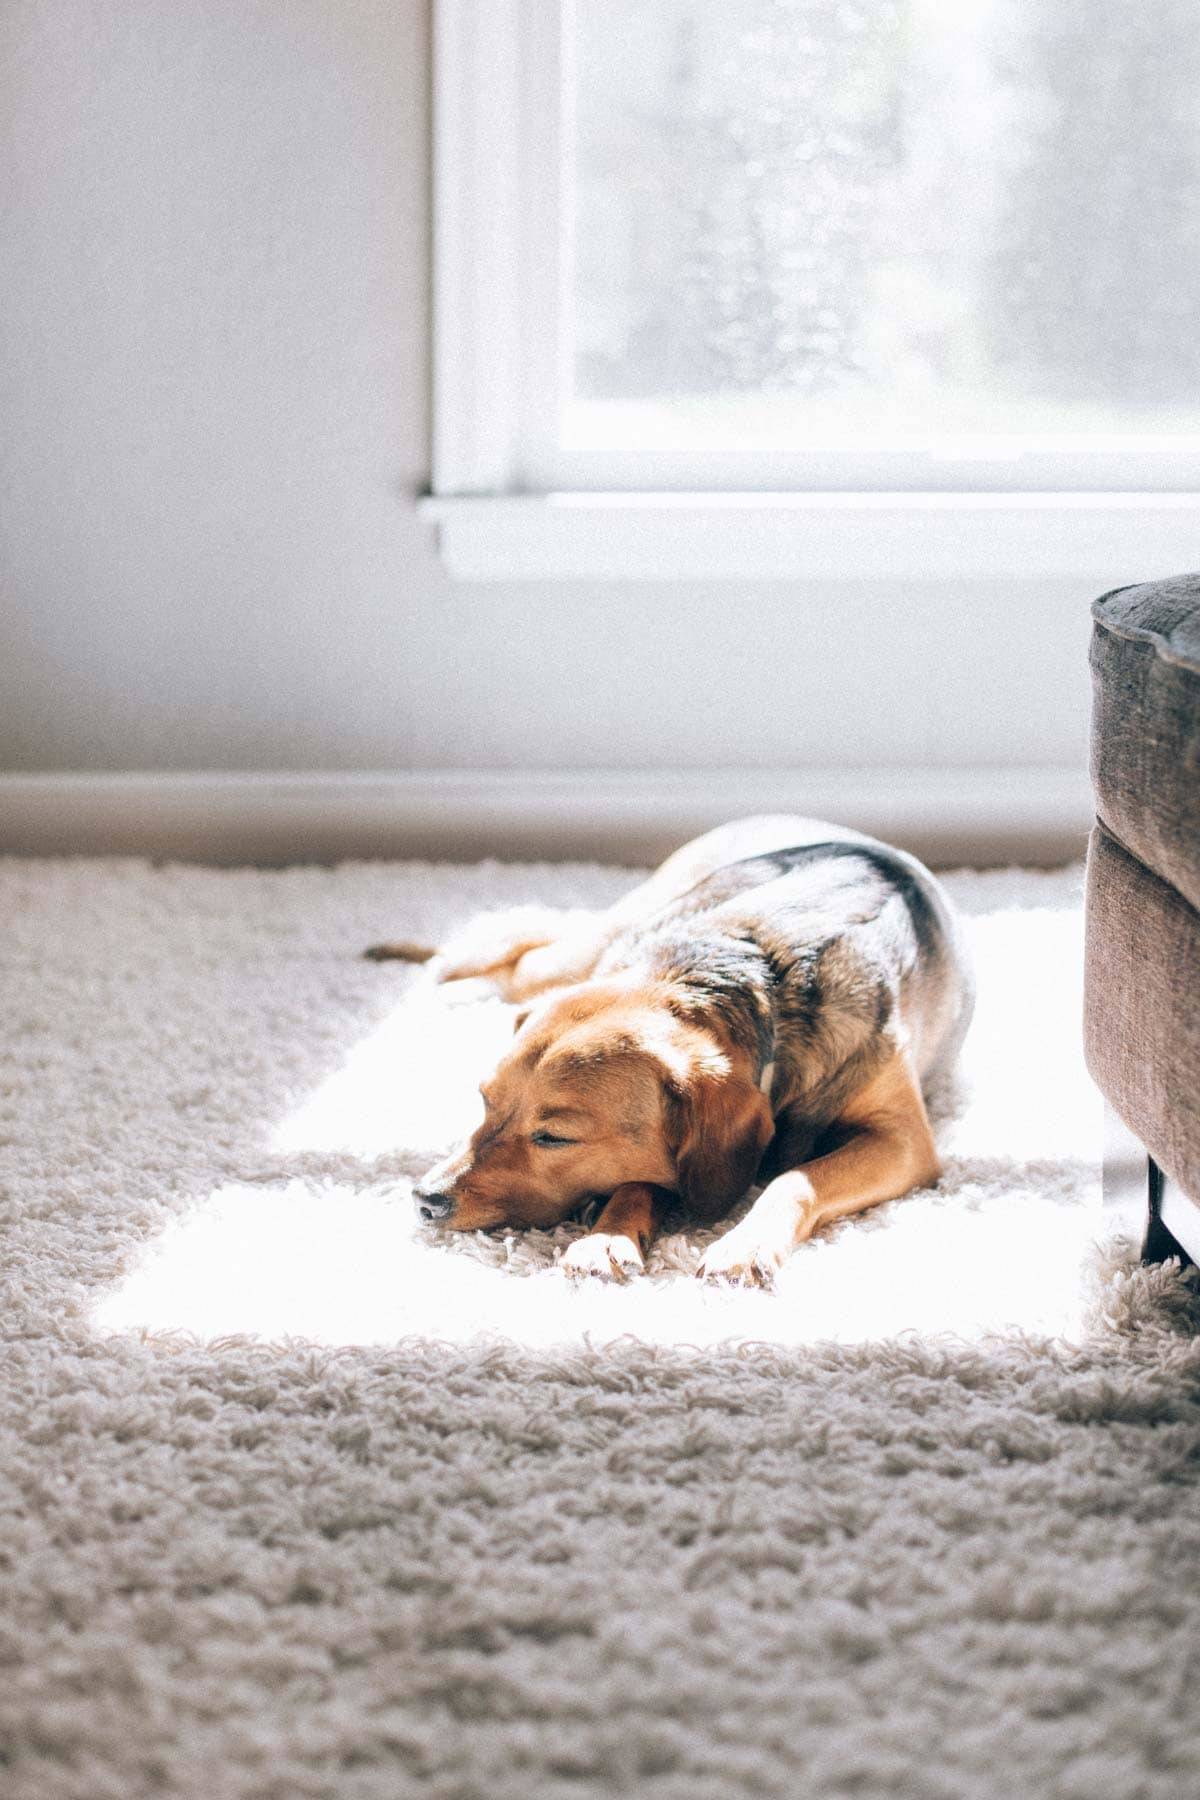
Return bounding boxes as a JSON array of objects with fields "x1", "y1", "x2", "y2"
[{"x1": 0, "y1": 767, "x2": 1092, "y2": 868}]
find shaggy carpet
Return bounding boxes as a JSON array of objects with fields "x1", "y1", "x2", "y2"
[{"x1": 1, "y1": 854, "x2": 1198, "y2": 1800}]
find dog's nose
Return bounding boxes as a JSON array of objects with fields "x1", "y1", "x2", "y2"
[{"x1": 414, "y1": 1188, "x2": 454, "y2": 1224}]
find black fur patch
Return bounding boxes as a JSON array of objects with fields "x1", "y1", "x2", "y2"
[{"x1": 595, "y1": 837, "x2": 947, "y2": 1130}]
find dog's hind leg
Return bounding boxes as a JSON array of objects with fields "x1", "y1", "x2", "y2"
[
  {"x1": 498, "y1": 922, "x2": 617, "y2": 1000},
  {"x1": 366, "y1": 904, "x2": 612, "y2": 999}
]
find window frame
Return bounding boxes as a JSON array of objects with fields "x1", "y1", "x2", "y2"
[{"x1": 426, "y1": 0, "x2": 1200, "y2": 580}]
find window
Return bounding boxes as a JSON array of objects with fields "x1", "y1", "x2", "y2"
[{"x1": 425, "y1": 0, "x2": 1200, "y2": 577}]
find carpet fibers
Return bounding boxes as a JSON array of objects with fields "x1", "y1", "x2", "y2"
[{"x1": 1, "y1": 855, "x2": 1198, "y2": 1800}]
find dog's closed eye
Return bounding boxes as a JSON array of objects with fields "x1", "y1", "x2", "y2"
[{"x1": 531, "y1": 1129, "x2": 575, "y2": 1147}]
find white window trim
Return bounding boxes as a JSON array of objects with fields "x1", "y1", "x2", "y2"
[
  {"x1": 418, "y1": 490, "x2": 1200, "y2": 583},
  {"x1": 427, "y1": 0, "x2": 1200, "y2": 581}
]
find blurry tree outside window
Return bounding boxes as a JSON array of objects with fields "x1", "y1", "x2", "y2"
[{"x1": 572, "y1": 0, "x2": 1200, "y2": 447}]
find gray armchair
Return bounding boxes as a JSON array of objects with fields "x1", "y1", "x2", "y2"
[{"x1": 1084, "y1": 575, "x2": 1200, "y2": 1265}]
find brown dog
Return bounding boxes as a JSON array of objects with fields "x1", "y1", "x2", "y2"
[{"x1": 369, "y1": 816, "x2": 973, "y2": 1285}]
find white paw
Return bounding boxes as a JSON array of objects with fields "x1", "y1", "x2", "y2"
[
  {"x1": 561, "y1": 1232, "x2": 645, "y2": 1283},
  {"x1": 696, "y1": 1229, "x2": 785, "y2": 1289}
]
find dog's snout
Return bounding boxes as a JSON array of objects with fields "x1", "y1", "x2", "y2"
[{"x1": 414, "y1": 1187, "x2": 454, "y2": 1224}]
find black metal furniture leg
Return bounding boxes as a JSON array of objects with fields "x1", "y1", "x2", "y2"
[{"x1": 1141, "y1": 1157, "x2": 1189, "y2": 1265}]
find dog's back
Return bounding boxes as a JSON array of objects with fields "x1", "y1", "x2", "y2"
[{"x1": 594, "y1": 818, "x2": 973, "y2": 1126}]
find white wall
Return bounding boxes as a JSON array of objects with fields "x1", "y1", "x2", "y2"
[{"x1": 0, "y1": 0, "x2": 1094, "y2": 793}]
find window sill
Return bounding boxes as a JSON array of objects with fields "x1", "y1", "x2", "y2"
[{"x1": 419, "y1": 491, "x2": 1200, "y2": 583}]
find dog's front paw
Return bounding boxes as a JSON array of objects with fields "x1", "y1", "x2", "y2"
[
  {"x1": 561, "y1": 1231, "x2": 645, "y2": 1283},
  {"x1": 696, "y1": 1228, "x2": 785, "y2": 1289}
]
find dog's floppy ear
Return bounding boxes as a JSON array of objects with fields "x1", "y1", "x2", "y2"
[{"x1": 667, "y1": 1069, "x2": 774, "y2": 1220}]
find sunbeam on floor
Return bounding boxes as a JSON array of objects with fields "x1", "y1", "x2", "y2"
[
  {"x1": 92, "y1": 871, "x2": 1109, "y2": 1351},
  {"x1": 265, "y1": 978, "x2": 511, "y2": 1161},
  {"x1": 90, "y1": 1166, "x2": 1104, "y2": 1348}
]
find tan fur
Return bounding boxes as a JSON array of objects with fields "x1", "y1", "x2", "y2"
[
  {"x1": 559, "y1": 1181, "x2": 669, "y2": 1281},
  {"x1": 415, "y1": 976, "x2": 933, "y2": 1283},
  {"x1": 405, "y1": 817, "x2": 962, "y2": 1285},
  {"x1": 694, "y1": 1052, "x2": 938, "y2": 1286},
  {"x1": 417, "y1": 981, "x2": 684, "y2": 1233}
]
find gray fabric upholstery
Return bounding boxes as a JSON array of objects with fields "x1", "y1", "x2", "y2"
[
  {"x1": 1093, "y1": 574, "x2": 1200, "y2": 673},
  {"x1": 1084, "y1": 826, "x2": 1200, "y2": 1203},
  {"x1": 1086, "y1": 571, "x2": 1200, "y2": 1222},
  {"x1": 1090, "y1": 574, "x2": 1200, "y2": 913}
]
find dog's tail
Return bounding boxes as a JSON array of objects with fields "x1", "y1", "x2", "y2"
[{"x1": 362, "y1": 939, "x2": 438, "y2": 963}]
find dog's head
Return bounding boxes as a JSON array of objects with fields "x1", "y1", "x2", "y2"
[{"x1": 413, "y1": 979, "x2": 774, "y2": 1232}]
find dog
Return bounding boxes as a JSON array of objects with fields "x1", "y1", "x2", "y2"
[{"x1": 367, "y1": 816, "x2": 974, "y2": 1286}]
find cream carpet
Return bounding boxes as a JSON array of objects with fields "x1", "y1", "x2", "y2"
[{"x1": 2, "y1": 855, "x2": 1198, "y2": 1799}]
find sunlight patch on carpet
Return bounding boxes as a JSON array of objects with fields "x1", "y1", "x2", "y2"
[
  {"x1": 91, "y1": 1168, "x2": 1103, "y2": 1348},
  {"x1": 92, "y1": 870, "x2": 1105, "y2": 1350},
  {"x1": 265, "y1": 981, "x2": 510, "y2": 1160}
]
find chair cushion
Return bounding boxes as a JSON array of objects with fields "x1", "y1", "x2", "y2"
[
  {"x1": 1090, "y1": 574, "x2": 1200, "y2": 914},
  {"x1": 1085, "y1": 825, "x2": 1200, "y2": 1203}
]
